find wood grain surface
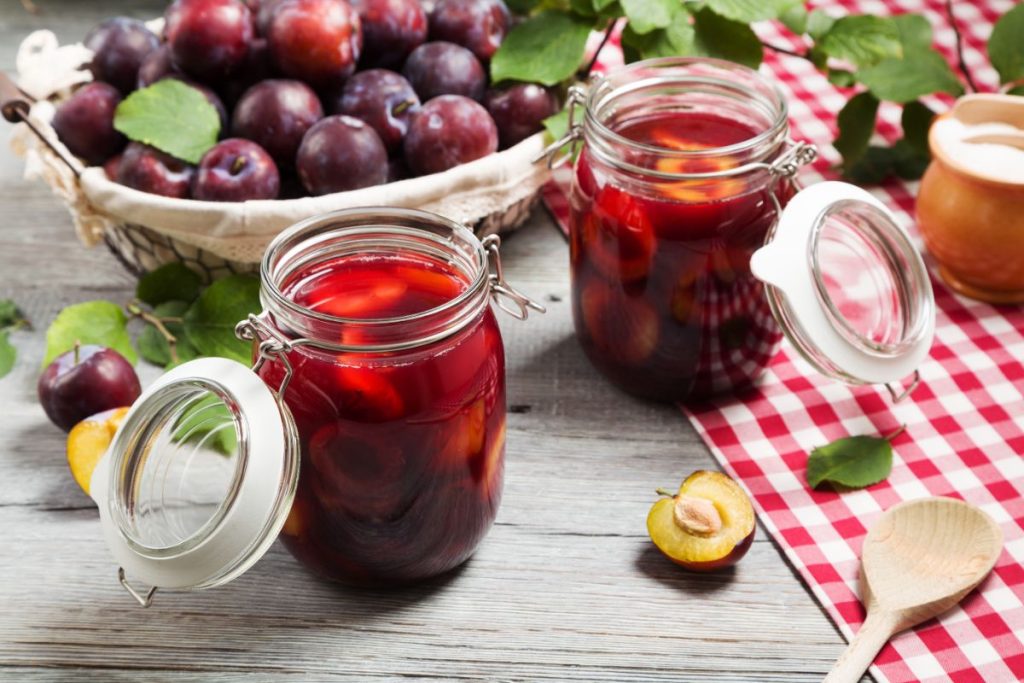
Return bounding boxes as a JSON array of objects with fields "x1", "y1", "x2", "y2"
[{"x1": 0, "y1": 2, "x2": 866, "y2": 680}]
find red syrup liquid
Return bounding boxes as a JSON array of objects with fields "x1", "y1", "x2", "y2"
[
  {"x1": 570, "y1": 111, "x2": 786, "y2": 401},
  {"x1": 260, "y1": 251, "x2": 506, "y2": 585}
]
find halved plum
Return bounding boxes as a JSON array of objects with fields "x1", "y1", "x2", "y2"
[
  {"x1": 436, "y1": 398, "x2": 487, "y2": 473},
  {"x1": 332, "y1": 365, "x2": 405, "y2": 422},
  {"x1": 587, "y1": 184, "x2": 655, "y2": 283},
  {"x1": 472, "y1": 416, "x2": 505, "y2": 500},
  {"x1": 647, "y1": 470, "x2": 755, "y2": 571},
  {"x1": 579, "y1": 281, "x2": 659, "y2": 365}
]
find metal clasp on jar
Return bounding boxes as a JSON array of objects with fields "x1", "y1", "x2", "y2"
[
  {"x1": 482, "y1": 234, "x2": 546, "y2": 320},
  {"x1": 533, "y1": 84, "x2": 587, "y2": 169}
]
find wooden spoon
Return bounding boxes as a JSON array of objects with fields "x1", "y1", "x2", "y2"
[{"x1": 824, "y1": 497, "x2": 1003, "y2": 683}]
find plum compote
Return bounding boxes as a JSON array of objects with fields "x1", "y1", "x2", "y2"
[
  {"x1": 261, "y1": 243, "x2": 505, "y2": 585},
  {"x1": 571, "y1": 110, "x2": 785, "y2": 401}
]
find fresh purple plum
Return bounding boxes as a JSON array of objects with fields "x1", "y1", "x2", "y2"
[
  {"x1": 404, "y1": 94, "x2": 497, "y2": 175},
  {"x1": 428, "y1": 0, "x2": 509, "y2": 62},
  {"x1": 84, "y1": 17, "x2": 160, "y2": 94},
  {"x1": 52, "y1": 82, "x2": 126, "y2": 166},
  {"x1": 402, "y1": 41, "x2": 485, "y2": 101},
  {"x1": 103, "y1": 153, "x2": 123, "y2": 180},
  {"x1": 296, "y1": 115, "x2": 387, "y2": 194},
  {"x1": 329, "y1": 69, "x2": 419, "y2": 155},
  {"x1": 231, "y1": 79, "x2": 324, "y2": 169},
  {"x1": 355, "y1": 0, "x2": 427, "y2": 69},
  {"x1": 387, "y1": 158, "x2": 409, "y2": 182},
  {"x1": 193, "y1": 138, "x2": 280, "y2": 201},
  {"x1": 219, "y1": 38, "x2": 275, "y2": 107},
  {"x1": 117, "y1": 142, "x2": 195, "y2": 198},
  {"x1": 165, "y1": 0, "x2": 254, "y2": 82},
  {"x1": 267, "y1": 0, "x2": 362, "y2": 89},
  {"x1": 485, "y1": 83, "x2": 559, "y2": 148},
  {"x1": 136, "y1": 44, "x2": 182, "y2": 88},
  {"x1": 38, "y1": 344, "x2": 141, "y2": 432}
]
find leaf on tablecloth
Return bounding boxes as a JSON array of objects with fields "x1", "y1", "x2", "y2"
[{"x1": 806, "y1": 434, "x2": 894, "y2": 490}]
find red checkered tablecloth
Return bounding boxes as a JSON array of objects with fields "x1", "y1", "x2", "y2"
[{"x1": 543, "y1": 2, "x2": 1024, "y2": 680}]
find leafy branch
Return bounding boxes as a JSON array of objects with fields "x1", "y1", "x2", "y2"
[{"x1": 495, "y1": 0, "x2": 1024, "y2": 185}]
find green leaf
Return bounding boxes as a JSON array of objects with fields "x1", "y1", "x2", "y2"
[
  {"x1": 843, "y1": 140, "x2": 928, "y2": 184},
  {"x1": 136, "y1": 263, "x2": 203, "y2": 307},
  {"x1": 171, "y1": 394, "x2": 237, "y2": 457},
  {"x1": 780, "y1": 2, "x2": 807, "y2": 35},
  {"x1": 893, "y1": 13, "x2": 932, "y2": 53},
  {"x1": 901, "y1": 101, "x2": 935, "y2": 157},
  {"x1": 183, "y1": 275, "x2": 261, "y2": 364},
  {"x1": 506, "y1": 0, "x2": 540, "y2": 13},
  {"x1": 1009, "y1": 85, "x2": 1024, "y2": 97},
  {"x1": 0, "y1": 331, "x2": 15, "y2": 379},
  {"x1": 806, "y1": 9, "x2": 835, "y2": 41},
  {"x1": 593, "y1": 0, "x2": 619, "y2": 10},
  {"x1": 622, "y1": 7, "x2": 697, "y2": 60},
  {"x1": 620, "y1": 0, "x2": 676, "y2": 33},
  {"x1": 834, "y1": 91, "x2": 879, "y2": 167},
  {"x1": 704, "y1": 0, "x2": 795, "y2": 23},
  {"x1": 806, "y1": 434, "x2": 893, "y2": 490},
  {"x1": 113, "y1": 79, "x2": 221, "y2": 164},
  {"x1": 818, "y1": 15, "x2": 901, "y2": 67},
  {"x1": 543, "y1": 108, "x2": 570, "y2": 142},
  {"x1": 44, "y1": 301, "x2": 136, "y2": 367},
  {"x1": 491, "y1": 12, "x2": 593, "y2": 85},
  {"x1": 693, "y1": 8, "x2": 763, "y2": 69},
  {"x1": 0, "y1": 299, "x2": 26, "y2": 329},
  {"x1": 989, "y1": 3, "x2": 1024, "y2": 84},
  {"x1": 856, "y1": 49, "x2": 964, "y2": 103},
  {"x1": 138, "y1": 301, "x2": 200, "y2": 369},
  {"x1": 827, "y1": 68, "x2": 856, "y2": 87}
]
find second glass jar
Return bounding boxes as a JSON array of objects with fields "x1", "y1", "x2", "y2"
[{"x1": 569, "y1": 58, "x2": 793, "y2": 401}]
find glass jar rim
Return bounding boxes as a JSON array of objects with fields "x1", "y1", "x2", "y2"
[
  {"x1": 582, "y1": 57, "x2": 790, "y2": 177},
  {"x1": 260, "y1": 207, "x2": 492, "y2": 352}
]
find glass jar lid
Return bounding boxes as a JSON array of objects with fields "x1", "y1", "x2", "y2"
[
  {"x1": 751, "y1": 181, "x2": 935, "y2": 387},
  {"x1": 90, "y1": 357, "x2": 300, "y2": 602}
]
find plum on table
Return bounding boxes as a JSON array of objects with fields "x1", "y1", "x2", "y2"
[
  {"x1": 38, "y1": 345, "x2": 141, "y2": 433},
  {"x1": 647, "y1": 470, "x2": 756, "y2": 571}
]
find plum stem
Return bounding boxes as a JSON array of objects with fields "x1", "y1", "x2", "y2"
[
  {"x1": 73, "y1": 340, "x2": 80, "y2": 365},
  {"x1": 230, "y1": 156, "x2": 248, "y2": 175},
  {"x1": 393, "y1": 99, "x2": 416, "y2": 116},
  {"x1": 882, "y1": 424, "x2": 907, "y2": 443},
  {"x1": 126, "y1": 301, "x2": 181, "y2": 365},
  {"x1": 655, "y1": 487, "x2": 676, "y2": 498}
]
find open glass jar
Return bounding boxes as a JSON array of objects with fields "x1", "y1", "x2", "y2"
[
  {"x1": 88, "y1": 208, "x2": 543, "y2": 604},
  {"x1": 560, "y1": 58, "x2": 936, "y2": 402}
]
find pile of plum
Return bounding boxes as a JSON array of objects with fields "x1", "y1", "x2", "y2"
[{"x1": 51, "y1": 0, "x2": 560, "y2": 202}]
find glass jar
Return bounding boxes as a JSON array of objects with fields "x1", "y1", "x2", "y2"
[
  {"x1": 87, "y1": 208, "x2": 543, "y2": 604},
  {"x1": 561, "y1": 58, "x2": 936, "y2": 402}
]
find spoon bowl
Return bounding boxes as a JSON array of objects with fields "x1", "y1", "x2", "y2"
[{"x1": 825, "y1": 497, "x2": 1003, "y2": 683}]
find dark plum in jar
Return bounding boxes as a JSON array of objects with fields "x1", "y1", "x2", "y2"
[
  {"x1": 569, "y1": 58, "x2": 793, "y2": 402},
  {"x1": 256, "y1": 208, "x2": 537, "y2": 585}
]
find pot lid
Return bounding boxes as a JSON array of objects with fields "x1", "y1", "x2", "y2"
[
  {"x1": 89, "y1": 357, "x2": 299, "y2": 604},
  {"x1": 751, "y1": 181, "x2": 935, "y2": 387}
]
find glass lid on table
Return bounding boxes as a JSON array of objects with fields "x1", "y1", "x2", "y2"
[{"x1": 751, "y1": 181, "x2": 935, "y2": 400}]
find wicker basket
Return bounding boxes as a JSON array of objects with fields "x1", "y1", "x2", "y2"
[{"x1": 5, "y1": 29, "x2": 552, "y2": 282}]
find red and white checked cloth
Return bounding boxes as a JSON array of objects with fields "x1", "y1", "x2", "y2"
[{"x1": 543, "y1": 2, "x2": 1024, "y2": 680}]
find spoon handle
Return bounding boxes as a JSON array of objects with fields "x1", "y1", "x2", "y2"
[{"x1": 824, "y1": 610, "x2": 901, "y2": 683}]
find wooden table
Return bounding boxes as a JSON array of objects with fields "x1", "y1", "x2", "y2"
[{"x1": 0, "y1": 3, "x2": 865, "y2": 680}]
